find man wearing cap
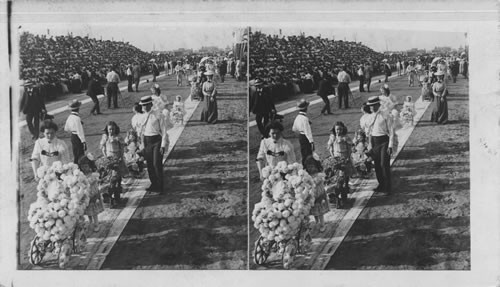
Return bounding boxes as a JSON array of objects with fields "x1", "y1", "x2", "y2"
[
  {"x1": 106, "y1": 67, "x2": 120, "y2": 109},
  {"x1": 292, "y1": 99, "x2": 314, "y2": 166},
  {"x1": 366, "y1": 96, "x2": 393, "y2": 195},
  {"x1": 316, "y1": 72, "x2": 335, "y2": 115},
  {"x1": 250, "y1": 79, "x2": 276, "y2": 138},
  {"x1": 382, "y1": 59, "x2": 391, "y2": 83},
  {"x1": 139, "y1": 95, "x2": 168, "y2": 193},
  {"x1": 337, "y1": 66, "x2": 351, "y2": 109},
  {"x1": 64, "y1": 100, "x2": 86, "y2": 164}
]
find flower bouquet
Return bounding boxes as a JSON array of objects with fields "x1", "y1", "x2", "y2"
[
  {"x1": 27, "y1": 161, "x2": 90, "y2": 244},
  {"x1": 252, "y1": 161, "x2": 315, "y2": 245}
]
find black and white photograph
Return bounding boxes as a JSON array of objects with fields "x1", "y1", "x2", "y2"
[
  {"x1": 249, "y1": 26, "x2": 471, "y2": 270},
  {"x1": 0, "y1": 1, "x2": 499, "y2": 287},
  {"x1": 11, "y1": 1, "x2": 249, "y2": 270}
]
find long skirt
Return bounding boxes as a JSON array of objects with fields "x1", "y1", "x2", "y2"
[
  {"x1": 201, "y1": 97, "x2": 218, "y2": 124},
  {"x1": 430, "y1": 96, "x2": 448, "y2": 124}
]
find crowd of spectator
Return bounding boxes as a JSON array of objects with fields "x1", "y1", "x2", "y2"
[
  {"x1": 249, "y1": 31, "x2": 388, "y2": 100},
  {"x1": 19, "y1": 32, "x2": 226, "y2": 100}
]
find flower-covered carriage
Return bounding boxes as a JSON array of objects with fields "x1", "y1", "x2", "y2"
[
  {"x1": 323, "y1": 156, "x2": 350, "y2": 209},
  {"x1": 252, "y1": 162, "x2": 317, "y2": 269},
  {"x1": 27, "y1": 161, "x2": 90, "y2": 268},
  {"x1": 96, "y1": 156, "x2": 123, "y2": 208}
]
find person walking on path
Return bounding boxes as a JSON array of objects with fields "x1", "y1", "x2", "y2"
[
  {"x1": 151, "y1": 60, "x2": 159, "y2": 83},
  {"x1": 256, "y1": 121, "x2": 296, "y2": 181},
  {"x1": 396, "y1": 59, "x2": 402, "y2": 76},
  {"x1": 200, "y1": 71, "x2": 218, "y2": 124},
  {"x1": 317, "y1": 72, "x2": 335, "y2": 115},
  {"x1": 139, "y1": 95, "x2": 168, "y2": 194},
  {"x1": 126, "y1": 64, "x2": 134, "y2": 92},
  {"x1": 20, "y1": 80, "x2": 47, "y2": 140},
  {"x1": 430, "y1": 71, "x2": 449, "y2": 125},
  {"x1": 337, "y1": 66, "x2": 351, "y2": 109},
  {"x1": 366, "y1": 96, "x2": 394, "y2": 195},
  {"x1": 250, "y1": 79, "x2": 276, "y2": 138},
  {"x1": 87, "y1": 72, "x2": 104, "y2": 115},
  {"x1": 132, "y1": 62, "x2": 141, "y2": 92},
  {"x1": 64, "y1": 100, "x2": 87, "y2": 164},
  {"x1": 31, "y1": 120, "x2": 70, "y2": 180},
  {"x1": 382, "y1": 59, "x2": 392, "y2": 83},
  {"x1": 292, "y1": 99, "x2": 314, "y2": 166},
  {"x1": 357, "y1": 64, "x2": 366, "y2": 92},
  {"x1": 106, "y1": 67, "x2": 120, "y2": 109},
  {"x1": 364, "y1": 61, "x2": 373, "y2": 92}
]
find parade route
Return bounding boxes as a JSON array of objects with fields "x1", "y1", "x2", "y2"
[
  {"x1": 18, "y1": 72, "x2": 247, "y2": 269},
  {"x1": 249, "y1": 74, "x2": 469, "y2": 270}
]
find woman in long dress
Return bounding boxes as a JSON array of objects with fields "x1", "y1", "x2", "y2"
[
  {"x1": 430, "y1": 71, "x2": 449, "y2": 124},
  {"x1": 200, "y1": 71, "x2": 218, "y2": 124}
]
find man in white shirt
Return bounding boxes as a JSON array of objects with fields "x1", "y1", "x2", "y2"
[
  {"x1": 139, "y1": 95, "x2": 169, "y2": 193},
  {"x1": 337, "y1": 65, "x2": 351, "y2": 109},
  {"x1": 106, "y1": 67, "x2": 120, "y2": 109},
  {"x1": 256, "y1": 121, "x2": 296, "y2": 181},
  {"x1": 292, "y1": 99, "x2": 314, "y2": 166},
  {"x1": 366, "y1": 96, "x2": 393, "y2": 195},
  {"x1": 64, "y1": 100, "x2": 87, "y2": 164}
]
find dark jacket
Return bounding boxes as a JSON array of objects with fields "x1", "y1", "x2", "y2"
[
  {"x1": 87, "y1": 78, "x2": 104, "y2": 98},
  {"x1": 250, "y1": 87, "x2": 276, "y2": 115},
  {"x1": 317, "y1": 78, "x2": 335, "y2": 97},
  {"x1": 20, "y1": 84, "x2": 46, "y2": 115}
]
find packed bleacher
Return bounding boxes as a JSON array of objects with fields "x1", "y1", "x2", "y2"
[{"x1": 249, "y1": 31, "x2": 387, "y2": 100}]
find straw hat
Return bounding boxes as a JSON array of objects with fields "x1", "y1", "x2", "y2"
[
  {"x1": 204, "y1": 71, "x2": 214, "y2": 76},
  {"x1": 297, "y1": 99, "x2": 310, "y2": 110},
  {"x1": 139, "y1": 95, "x2": 153, "y2": 105},
  {"x1": 366, "y1": 96, "x2": 381, "y2": 106}
]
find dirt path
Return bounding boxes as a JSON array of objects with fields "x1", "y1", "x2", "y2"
[
  {"x1": 248, "y1": 74, "x2": 469, "y2": 269},
  {"x1": 100, "y1": 79, "x2": 248, "y2": 270},
  {"x1": 326, "y1": 76, "x2": 470, "y2": 270}
]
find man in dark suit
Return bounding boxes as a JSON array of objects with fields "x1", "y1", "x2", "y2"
[
  {"x1": 132, "y1": 62, "x2": 141, "y2": 92},
  {"x1": 20, "y1": 79, "x2": 47, "y2": 140},
  {"x1": 317, "y1": 72, "x2": 335, "y2": 115},
  {"x1": 250, "y1": 79, "x2": 276, "y2": 138}
]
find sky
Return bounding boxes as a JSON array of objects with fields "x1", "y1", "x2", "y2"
[
  {"x1": 252, "y1": 27, "x2": 467, "y2": 53},
  {"x1": 18, "y1": 23, "x2": 466, "y2": 54},
  {"x1": 19, "y1": 24, "x2": 242, "y2": 52}
]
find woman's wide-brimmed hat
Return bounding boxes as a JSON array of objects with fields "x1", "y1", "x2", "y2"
[
  {"x1": 434, "y1": 70, "x2": 445, "y2": 76},
  {"x1": 382, "y1": 59, "x2": 388, "y2": 62},
  {"x1": 366, "y1": 96, "x2": 381, "y2": 106},
  {"x1": 297, "y1": 99, "x2": 310, "y2": 110},
  {"x1": 204, "y1": 71, "x2": 214, "y2": 76},
  {"x1": 68, "y1": 99, "x2": 82, "y2": 110},
  {"x1": 139, "y1": 95, "x2": 153, "y2": 105}
]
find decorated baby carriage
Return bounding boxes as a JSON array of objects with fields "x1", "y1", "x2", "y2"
[
  {"x1": 252, "y1": 162, "x2": 317, "y2": 269},
  {"x1": 96, "y1": 156, "x2": 123, "y2": 208},
  {"x1": 27, "y1": 161, "x2": 90, "y2": 269},
  {"x1": 322, "y1": 156, "x2": 350, "y2": 209}
]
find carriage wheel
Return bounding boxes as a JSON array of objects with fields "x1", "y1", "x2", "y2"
[
  {"x1": 58, "y1": 241, "x2": 71, "y2": 269},
  {"x1": 300, "y1": 232, "x2": 313, "y2": 254},
  {"x1": 29, "y1": 236, "x2": 45, "y2": 265},
  {"x1": 72, "y1": 225, "x2": 87, "y2": 254},
  {"x1": 253, "y1": 236, "x2": 270, "y2": 265},
  {"x1": 282, "y1": 240, "x2": 298, "y2": 270}
]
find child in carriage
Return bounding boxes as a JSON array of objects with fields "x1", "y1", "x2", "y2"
[
  {"x1": 400, "y1": 95, "x2": 417, "y2": 127},
  {"x1": 324, "y1": 121, "x2": 355, "y2": 208},
  {"x1": 304, "y1": 155, "x2": 329, "y2": 233},
  {"x1": 124, "y1": 129, "x2": 144, "y2": 178},
  {"x1": 78, "y1": 154, "x2": 104, "y2": 232},
  {"x1": 351, "y1": 129, "x2": 372, "y2": 178},
  {"x1": 171, "y1": 95, "x2": 186, "y2": 125}
]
